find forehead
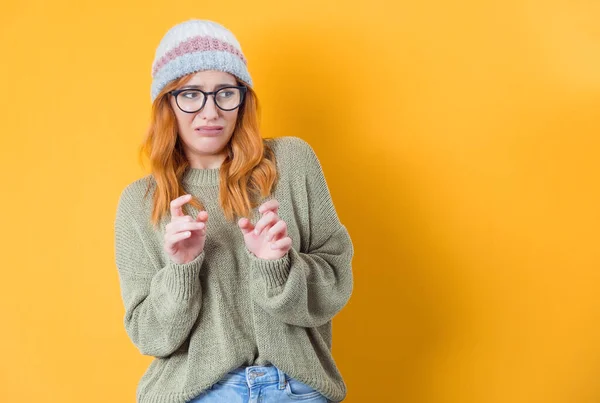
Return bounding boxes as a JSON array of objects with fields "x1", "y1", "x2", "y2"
[{"x1": 184, "y1": 70, "x2": 237, "y2": 87}]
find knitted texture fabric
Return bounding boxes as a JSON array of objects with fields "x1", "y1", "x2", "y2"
[
  {"x1": 150, "y1": 19, "x2": 253, "y2": 102},
  {"x1": 114, "y1": 136, "x2": 354, "y2": 403}
]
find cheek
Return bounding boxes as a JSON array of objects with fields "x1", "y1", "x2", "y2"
[
  {"x1": 174, "y1": 110, "x2": 194, "y2": 131},
  {"x1": 224, "y1": 111, "x2": 239, "y2": 129}
]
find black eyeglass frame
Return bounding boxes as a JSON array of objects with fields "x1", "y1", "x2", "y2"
[{"x1": 169, "y1": 85, "x2": 248, "y2": 113}]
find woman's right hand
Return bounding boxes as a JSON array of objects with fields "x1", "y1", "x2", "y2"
[{"x1": 164, "y1": 194, "x2": 208, "y2": 265}]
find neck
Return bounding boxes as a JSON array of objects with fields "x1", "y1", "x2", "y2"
[{"x1": 186, "y1": 151, "x2": 227, "y2": 169}]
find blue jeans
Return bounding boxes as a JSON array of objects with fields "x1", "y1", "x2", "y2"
[{"x1": 187, "y1": 365, "x2": 329, "y2": 402}]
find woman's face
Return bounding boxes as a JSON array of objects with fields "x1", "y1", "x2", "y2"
[{"x1": 169, "y1": 70, "x2": 241, "y2": 168}]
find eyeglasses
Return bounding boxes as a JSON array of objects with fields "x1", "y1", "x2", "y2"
[{"x1": 169, "y1": 85, "x2": 247, "y2": 113}]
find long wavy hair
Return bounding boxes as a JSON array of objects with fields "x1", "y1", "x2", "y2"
[{"x1": 139, "y1": 73, "x2": 278, "y2": 227}]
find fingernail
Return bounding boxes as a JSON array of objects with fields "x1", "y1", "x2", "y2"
[
  {"x1": 254, "y1": 229, "x2": 259, "y2": 235},
  {"x1": 270, "y1": 244, "x2": 276, "y2": 249}
]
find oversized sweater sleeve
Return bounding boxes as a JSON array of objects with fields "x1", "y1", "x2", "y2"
[
  {"x1": 248, "y1": 138, "x2": 354, "y2": 328},
  {"x1": 114, "y1": 185, "x2": 205, "y2": 358}
]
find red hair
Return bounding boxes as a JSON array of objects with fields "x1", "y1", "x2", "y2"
[{"x1": 139, "y1": 73, "x2": 278, "y2": 227}]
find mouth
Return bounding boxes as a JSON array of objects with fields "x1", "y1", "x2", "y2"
[{"x1": 195, "y1": 126, "x2": 224, "y2": 136}]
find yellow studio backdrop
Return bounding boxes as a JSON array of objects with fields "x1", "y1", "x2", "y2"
[{"x1": 0, "y1": 1, "x2": 599, "y2": 402}]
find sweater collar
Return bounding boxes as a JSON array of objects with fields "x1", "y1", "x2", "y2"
[{"x1": 182, "y1": 167, "x2": 221, "y2": 186}]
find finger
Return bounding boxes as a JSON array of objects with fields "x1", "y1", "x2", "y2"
[
  {"x1": 164, "y1": 231, "x2": 192, "y2": 250},
  {"x1": 238, "y1": 217, "x2": 254, "y2": 235},
  {"x1": 253, "y1": 211, "x2": 278, "y2": 236},
  {"x1": 168, "y1": 215, "x2": 194, "y2": 227},
  {"x1": 270, "y1": 236, "x2": 292, "y2": 250},
  {"x1": 168, "y1": 221, "x2": 205, "y2": 235},
  {"x1": 259, "y1": 199, "x2": 279, "y2": 215},
  {"x1": 196, "y1": 210, "x2": 209, "y2": 223},
  {"x1": 170, "y1": 194, "x2": 192, "y2": 218},
  {"x1": 266, "y1": 220, "x2": 287, "y2": 242},
  {"x1": 166, "y1": 217, "x2": 188, "y2": 232}
]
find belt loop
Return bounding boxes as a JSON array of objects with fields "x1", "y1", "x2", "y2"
[{"x1": 276, "y1": 366, "x2": 286, "y2": 390}]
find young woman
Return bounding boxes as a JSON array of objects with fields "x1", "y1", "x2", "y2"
[{"x1": 114, "y1": 19, "x2": 354, "y2": 403}]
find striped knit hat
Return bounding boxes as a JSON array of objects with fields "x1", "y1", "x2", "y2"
[{"x1": 150, "y1": 19, "x2": 253, "y2": 102}]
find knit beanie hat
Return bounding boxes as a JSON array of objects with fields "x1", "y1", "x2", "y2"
[{"x1": 150, "y1": 19, "x2": 253, "y2": 103}]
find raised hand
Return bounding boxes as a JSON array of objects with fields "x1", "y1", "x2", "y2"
[
  {"x1": 164, "y1": 194, "x2": 208, "y2": 264},
  {"x1": 238, "y1": 199, "x2": 292, "y2": 260}
]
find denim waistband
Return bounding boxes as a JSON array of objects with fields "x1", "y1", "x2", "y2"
[{"x1": 219, "y1": 365, "x2": 288, "y2": 389}]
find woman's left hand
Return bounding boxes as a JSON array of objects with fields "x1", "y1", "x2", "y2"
[{"x1": 238, "y1": 199, "x2": 292, "y2": 260}]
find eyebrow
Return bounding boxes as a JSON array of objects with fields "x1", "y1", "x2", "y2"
[{"x1": 180, "y1": 83, "x2": 237, "y2": 90}]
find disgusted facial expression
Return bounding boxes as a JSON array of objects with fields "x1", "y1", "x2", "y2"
[{"x1": 169, "y1": 70, "x2": 243, "y2": 169}]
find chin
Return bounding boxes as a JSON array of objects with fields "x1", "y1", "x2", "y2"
[{"x1": 194, "y1": 141, "x2": 228, "y2": 154}]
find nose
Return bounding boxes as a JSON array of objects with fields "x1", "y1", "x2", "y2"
[{"x1": 199, "y1": 95, "x2": 219, "y2": 120}]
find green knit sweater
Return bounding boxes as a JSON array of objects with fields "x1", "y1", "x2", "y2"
[{"x1": 114, "y1": 136, "x2": 354, "y2": 403}]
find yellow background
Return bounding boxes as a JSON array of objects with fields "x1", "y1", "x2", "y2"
[{"x1": 1, "y1": 1, "x2": 599, "y2": 402}]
